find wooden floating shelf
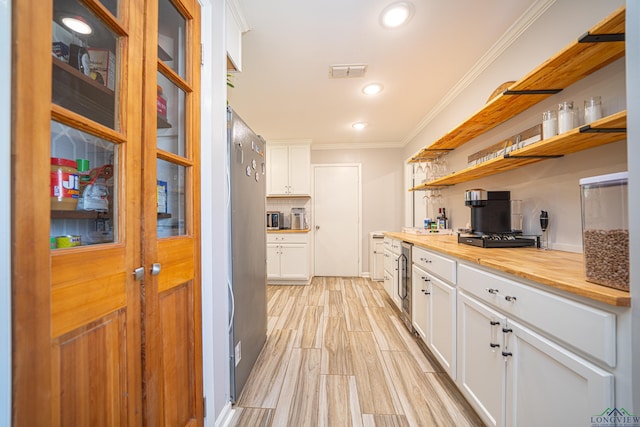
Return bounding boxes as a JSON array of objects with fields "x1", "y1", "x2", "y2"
[
  {"x1": 158, "y1": 114, "x2": 172, "y2": 129},
  {"x1": 51, "y1": 210, "x2": 112, "y2": 219},
  {"x1": 410, "y1": 111, "x2": 627, "y2": 190},
  {"x1": 409, "y1": 6, "x2": 625, "y2": 163},
  {"x1": 52, "y1": 57, "x2": 116, "y2": 129}
]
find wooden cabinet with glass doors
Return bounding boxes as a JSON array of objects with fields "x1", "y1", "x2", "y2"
[{"x1": 12, "y1": 0, "x2": 202, "y2": 425}]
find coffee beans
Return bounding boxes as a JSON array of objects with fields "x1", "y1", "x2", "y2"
[{"x1": 584, "y1": 229, "x2": 629, "y2": 291}]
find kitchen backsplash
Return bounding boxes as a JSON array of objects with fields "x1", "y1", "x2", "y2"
[{"x1": 266, "y1": 198, "x2": 311, "y2": 229}]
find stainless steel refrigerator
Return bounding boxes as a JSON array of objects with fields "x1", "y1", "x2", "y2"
[{"x1": 227, "y1": 106, "x2": 267, "y2": 402}]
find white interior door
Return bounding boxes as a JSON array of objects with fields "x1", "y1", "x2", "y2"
[{"x1": 313, "y1": 164, "x2": 360, "y2": 277}]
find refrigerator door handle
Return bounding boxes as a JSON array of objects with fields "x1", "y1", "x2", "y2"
[{"x1": 228, "y1": 279, "x2": 235, "y2": 333}]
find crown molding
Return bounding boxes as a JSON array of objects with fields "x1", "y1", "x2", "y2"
[{"x1": 226, "y1": 0, "x2": 250, "y2": 33}]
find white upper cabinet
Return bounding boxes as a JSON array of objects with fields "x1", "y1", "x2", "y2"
[
  {"x1": 226, "y1": 0, "x2": 247, "y2": 71},
  {"x1": 266, "y1": 142, "x2": 310, "y2": 196}
]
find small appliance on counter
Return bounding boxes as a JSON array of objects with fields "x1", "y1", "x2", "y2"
[
  {"x1": 267, "y1": 211, "x2": 282, "y2": 230},
  {"x1": 458, "y1": 189, "x2": 536, "y2": 248},
  {"x1": 290, "y1": 208, "x2": 306, "y2": 230}
]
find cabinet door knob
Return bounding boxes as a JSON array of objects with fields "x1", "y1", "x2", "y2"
[
  {"x1": 505, "y1": 295, "x2": 517, "y2": 302},
  {"x1": 486, "y1": 288, "x2": 499, "y2": 294},
  {"x1": 489, "y1": 343, "x2": 500, "y2": 348},
  {"x1": 133, "y1": 267, "x2": 144, "y2": 281},
  {"x1": 151, "y1": 263, "x2": 162, "y2": 276}
]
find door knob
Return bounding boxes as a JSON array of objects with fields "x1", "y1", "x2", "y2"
[
  {"x1": 151, "y1": 263, "x2": 162, "y2": 276},
  {"x1": 315, "y1": 225, "x2": 320, "y2": 230},
  {"x1": 133, "y1": 267, "x2": 144, "y2": 281}
]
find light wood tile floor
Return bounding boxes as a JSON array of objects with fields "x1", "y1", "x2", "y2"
[{"x1": 229, "y1": 277, "x2": 485, "y2": 427}]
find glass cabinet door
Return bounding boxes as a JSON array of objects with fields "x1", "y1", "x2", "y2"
[
  {"x1": 142, "y1": 0, "x2": 203, "y2": 424},
  {"x1": 48, "y1": 0, "x2": 144, "y2": 425}
]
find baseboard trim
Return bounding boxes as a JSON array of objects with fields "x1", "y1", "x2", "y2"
[{"x1": 214, "y1": 401, "x2": 234, "y2": 427}]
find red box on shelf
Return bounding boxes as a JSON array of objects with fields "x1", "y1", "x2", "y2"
[{"x1": 157, "y1": 94, "x2": 167, "y2": 119}]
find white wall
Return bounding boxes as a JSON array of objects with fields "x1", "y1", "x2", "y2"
[
  {"x1": 1, "y1": 0, "x2": 11, "y2": 424},
  {"x1": 311, "y1": 148, "x2": 404, "y2": 274},
  {"x1": 626, "y1": 0, "x2": 640, "y2": 414},
  {"x1": 200, "y1": 0, "x2": 233, "y2": 424},
  {"x1": 402, "y1": 0, "x2": 626, "y2": 252}
]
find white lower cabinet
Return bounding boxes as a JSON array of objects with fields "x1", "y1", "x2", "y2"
[
  {"x1": 458, "y1": 292, "x2": 507, "y2": 427},
  {"x1": 412, "y1": 247, "x2": 457, "y2": 379},
  {"x1": 383, "y1": 237, "x2": 401, "y2": 309},
  {"x1": 505, "y1": 319, "x2": 614, "y2": 427},
  {"x1": 267, "y1": 233, "x2": 311, "y2": 284},
  {"x1": 383, "y1": 250, "x2": 400, "y2": 309},
  {"x1": 429, "y1": 274, "x2": 457, "y2": 379},
  {"x1": 458, "y1": 291, "x2": 614, "y2": 427},
  {"x1": 411, "y1": 264, "x2": 430, "y2": 340}
]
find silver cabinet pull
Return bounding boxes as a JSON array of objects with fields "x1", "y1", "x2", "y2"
[
  {"x1": 133, "y1": 267, "x2": 144, "y2": 281},
  {"x1": 151, "y1": 263, "x2": 162, "y2": 276}
]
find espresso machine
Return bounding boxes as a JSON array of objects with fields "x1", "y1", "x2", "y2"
[{"x1": 458, "y1": 189, "x2": 536, "y2": 248}]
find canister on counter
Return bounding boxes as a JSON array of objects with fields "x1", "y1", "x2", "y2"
[{"x1": 50, "y1": 157, "x2": 80, "y2": 210}]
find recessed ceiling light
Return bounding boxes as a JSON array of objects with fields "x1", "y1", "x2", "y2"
[
  {"x1": 362, "y1": 83, "x2": 384, "y2": 95},
  {"x1": 380, "y1": 2, "x2": 414, "y2": 28},
  {"x1": 61, "y1": 16, "x2": 93, "y2": 35},
  {"x1": 352, "y1": 122, "x2": 367, "y2": 130}
]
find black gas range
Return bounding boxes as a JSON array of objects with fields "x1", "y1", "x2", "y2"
[{"x1": 457, "y1": 232, "x2": 537, "y2": 248}]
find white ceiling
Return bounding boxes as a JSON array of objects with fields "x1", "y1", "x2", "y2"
[{"x1": 227, "y1": 0, "x2": 539, "y2": 149}]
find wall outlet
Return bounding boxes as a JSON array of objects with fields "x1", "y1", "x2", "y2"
[{"x1": 235, "y1": 341, "x2": 241, "y2": 366}]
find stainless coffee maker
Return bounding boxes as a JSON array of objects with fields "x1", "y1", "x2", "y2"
[{"x1": 290, "y1": 208, "x2": 306, "y2": 230}]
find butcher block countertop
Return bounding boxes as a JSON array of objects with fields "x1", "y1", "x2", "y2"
[{"x1": 384, "y1": 232, "x2": 630, "y2": 307}]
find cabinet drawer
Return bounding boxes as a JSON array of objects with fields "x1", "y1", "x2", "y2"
[
  {"x1": 383, "y1": 237, "x2": 401, "y2": 255},
  {"x1": 267, "y1": 233, "x2": 308, "y2": 244},
  {"x1": 412, "y1": 246, "x2": 456, "y2": 284},
  {"x1": 458, "y1": 263, "x2": 616, "y2": 367}
]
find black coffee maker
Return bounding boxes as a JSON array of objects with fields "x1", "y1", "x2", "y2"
[
  {"x1": 460, "y1": 189, "x2": 535, "y2": 247},
  {"x1": 465, "y1": 189, "x2": 511, "y2": 234}
]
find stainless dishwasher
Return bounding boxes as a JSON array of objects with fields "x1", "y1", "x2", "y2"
[{"x1": 398, "y1": 241, "x2": 413, "y2": 332}]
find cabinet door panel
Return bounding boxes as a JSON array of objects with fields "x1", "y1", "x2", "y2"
[
  {"x1": 411, "y1": 264, "x2": 430, "y2": 341},
  {"x1": 392, "y1": 253, "x2": 401, "y2": 309},
  {"x1": 53, "y1": 310, "x2": 128, "y2": 427},
  {"x1": 280, "y1": 243, "x2": 309, "y2": 279},
  {"x1": 506, "y1": 320, "x2": 614, "y2": 427},
  {"x1": 429, "y1": 275, "x2": 456, "y2": 379},
  {"x1": 458, "y1": 292, "x2": 506, "y2": 427},
  {"x1": 266, "y1": 146, "x2": 289, "y2": 195},
  {"x1": 383, "y1": 269, "x2": 394, "y2": 302},
  {"x1": 159, "y1": 283, "x2": 196, "y2": 426},
  {"x1": 143, "y1": 0, "x2": 203, "y2": 424},
  {"x1": 288, "y1": 145, "x2": 310, "y2": 194},
  {"x1": 267, "y1": 244, "x2": 280, "y2": 278}
]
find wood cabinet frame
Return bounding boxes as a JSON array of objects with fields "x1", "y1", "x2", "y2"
[{"x1": 11, "y1": 0, "x2": 202, "y2": 424}]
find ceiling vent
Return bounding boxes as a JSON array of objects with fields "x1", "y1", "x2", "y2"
[{"x1": 329, "y1": 64, "x2": 367, "y2": 78}]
